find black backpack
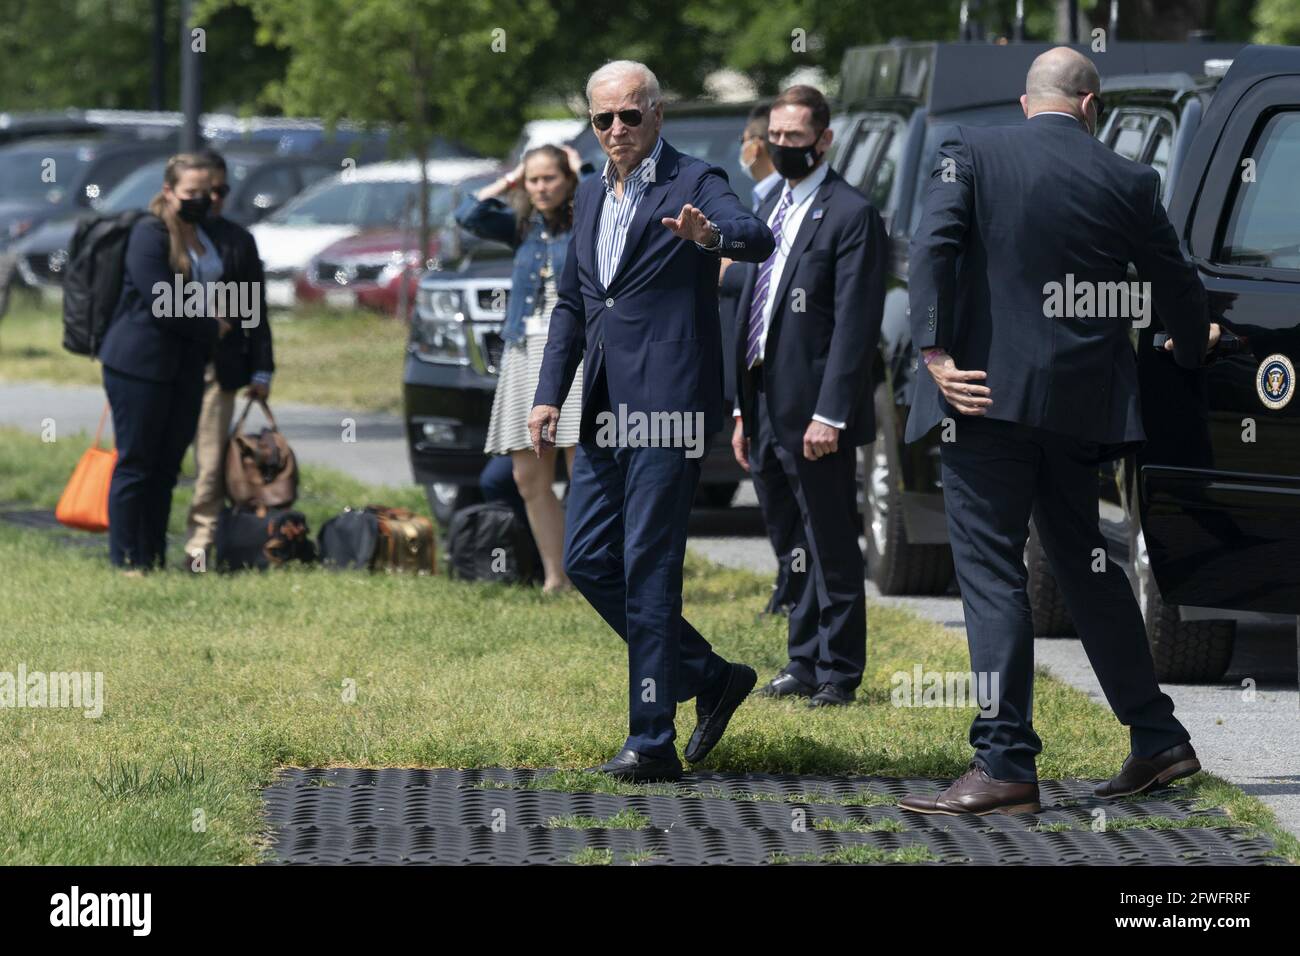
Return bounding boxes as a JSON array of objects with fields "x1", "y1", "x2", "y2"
[
  {"x1": 62, "y1": 209, "x2": 148, "y2": 357},
  {"x1": 214, "y1": 506, "x2": 316, "y2": 572},
  {"x1": 446, "y1": 502, "x2": 541, "y2": 584}
]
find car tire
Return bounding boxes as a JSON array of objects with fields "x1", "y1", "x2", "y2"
[
  {"x1": 697, "y1": 482, "x2": 738, "y2": 509},
  {"x1": 1132, "y1": 527, "x2": 1235, "y2": 683},
  {"x1": 1025, "y1": 521, "x2": 1075, "y2": 637},
  {"x1": 865, "y1": 385, "x2": 954, "y2": 595}
]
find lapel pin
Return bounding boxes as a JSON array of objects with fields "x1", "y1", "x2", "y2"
[{"x1": 812, "y1": 208, "x2": 824, "y2": 220}]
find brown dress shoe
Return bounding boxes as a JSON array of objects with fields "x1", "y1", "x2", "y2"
[
  {"x1": 1094, "y1": 742, "x2": 1200, "y2": 799},
  {"x1": 899, "y1": 763, "x2": 1041, "y2": 815}
]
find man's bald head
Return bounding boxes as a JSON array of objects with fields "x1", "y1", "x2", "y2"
[{"x1": 1021, "y1": 47, "x2": 1102, "y2": 129}]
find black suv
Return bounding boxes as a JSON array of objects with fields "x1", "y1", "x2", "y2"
[
  {"x1": 403, "y1": 104, "x2": 756, "y2": 524},
  {"x1": 1052, "y1": 45, "x2": 1300, "y2": 683},
  {"x1": 831, "y1": 40, "x2": 1241, "y2": 599}
]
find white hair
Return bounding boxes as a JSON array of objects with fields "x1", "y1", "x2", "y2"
[{"x1": 585, "y1": 60, "x2": 661, "y2": 110}]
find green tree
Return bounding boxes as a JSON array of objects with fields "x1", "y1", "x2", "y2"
[{"x1": 216, "y1": 0, "x2": 556, "y2": 260}]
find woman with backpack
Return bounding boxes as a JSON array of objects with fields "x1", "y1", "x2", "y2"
[
  {"x1": 454, "y1": 144, "x2": 586, "y2": 593},
  {"x1": 98, "y1": 153, "x2": 231, "y2": 574}
]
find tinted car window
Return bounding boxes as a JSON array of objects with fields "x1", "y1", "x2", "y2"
[
  {"x1": 237, "y1": 165, "x2": 300, "y2": 217},
  {"x1": 838, "y1": 122, "x2": 885, "y2": 197},
  {"x1": 268, "y1": 178, "x2": 451, "y2": 228},
  {"x1": 1144, "y1": 119, "x2": 1174, "y2": 201},
  {"x1": 908, "y1": 103, "x2": 1026, "y2": 234},
  {"x1": 0, "y1": 145, "x2": 96, "y2": 204},
  {"x1": 78, "y1": 150, "x2": 158, "y2": 206},
  {"x1": 1108, "y1": 112, "x2": 1150, "y2": 161},
  {"x1": 1218, "y1": 111, "x2": 1300, "y2": 271},
  {"x1": 100, "y1": 157, "x2": 167, "y2": 212}
]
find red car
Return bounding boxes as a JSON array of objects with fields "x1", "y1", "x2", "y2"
[{"x1": 295, "y1": 229, "x2": 442, "y2": 317}]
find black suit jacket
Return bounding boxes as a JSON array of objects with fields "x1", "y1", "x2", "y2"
[
  {"x1": 735, "y1": 166, "x2": 889, "y2": 451},
  {"x1": 98, "y1": 216, "x2": 218, "y2": 384},
  {"x1": 204, "y1": 215, "x2": 274, "y2": 391},
  {"x1": 905, "y1": 112, "x2": 1210, "y2": 450}
]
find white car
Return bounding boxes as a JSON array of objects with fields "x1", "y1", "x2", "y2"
[{"x1": 251, "y1": 157, "x2": 497, "y2": 308}]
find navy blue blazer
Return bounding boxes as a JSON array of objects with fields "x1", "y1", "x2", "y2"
[
  {"x1": 99, "y1": 215, "x2": 220, "y2": 384},
  {"x1": 534, "y1": 139, "x2": 774, "y2": 436},
  {"x1": 734, "y1": 166, "x2": 889, "y2": 451},
  {"x1": 905, "y1": 113, "x2": 1210, "y2": 451}
]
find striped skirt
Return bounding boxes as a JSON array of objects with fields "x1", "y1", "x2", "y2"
[{"x1": 483, "y1": 333, "x2": 584, "y2": 455}]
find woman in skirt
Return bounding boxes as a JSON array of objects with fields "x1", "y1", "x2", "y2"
[{"x1": 455, "y1": 144, "x2": 585, "y2": 592}]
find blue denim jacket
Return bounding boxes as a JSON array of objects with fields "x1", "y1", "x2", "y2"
[{"x1": 453, "y1": 194, "x2": 573, "y2": 345}]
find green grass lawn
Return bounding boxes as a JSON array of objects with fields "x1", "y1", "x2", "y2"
[
  {"x1": 0, "y1": 425, "x2": 1295, "y2": 865},
  {"x1": 0, "y1": 298, "x2": 408, "y2": 413}
]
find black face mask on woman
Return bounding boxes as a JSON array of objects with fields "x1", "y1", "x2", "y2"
[
  {"x1": 766, "y1": 139, "x2": 823, "y2": 180},
  {"x1": 177, "y1": 195, "x2": 212, "y2": 223}
]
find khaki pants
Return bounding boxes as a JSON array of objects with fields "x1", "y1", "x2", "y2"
[{"x1": 184, "y1": 363, "x2": 237, "y2": 556}]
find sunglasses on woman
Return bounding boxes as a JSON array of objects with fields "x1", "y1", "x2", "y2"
[{"x1": 590, "y1": 106, "x2": 653, "y2": 131}]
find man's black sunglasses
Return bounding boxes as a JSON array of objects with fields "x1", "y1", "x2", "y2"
[
  {"x1": 211, "y1": 183, "x2": 231, "y2": 198},
  {"x1": 590, "y1": 108, "x2": 650, "y2": 131}
]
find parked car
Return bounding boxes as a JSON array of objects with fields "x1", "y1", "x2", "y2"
[
  {"x1": 0, "y1": 135, "x2": 178, "y2": 251},
  {"x1": 8, "y1": 148, "x2": 347, "y2": 306},
  {"x1": 250, "y1": 157, "x2": 497, "y2": 308},
  {"x1": 295, "y1": 228, "x2": 444, "y2": 317},
  {"x1": 834, "y1": 39, "x2": 1241, "y2": 601},
  {"x1": 403, "y1": 105, "x2": 759, "y2": 525}
]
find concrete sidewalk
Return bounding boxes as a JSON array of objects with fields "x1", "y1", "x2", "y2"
[{"x1": 0, "y1": 379, "x2": 410, "y2": 488}]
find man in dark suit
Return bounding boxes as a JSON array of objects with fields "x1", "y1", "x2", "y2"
[
  {"x1": 720, "y1": 102, "x2": 807, "y2": 617},
  {"x1": 182, "y1": 149, "x2": 275, "y2": 564},
  {"x1": 732, "y1": 85, "x2": 888, "y2": 707},
  {"x1": 899, "y1": 48, "x2": 1218, "y2": 815},
  {"x1": 530, "y1": 60, "x2": 774, "y2": 781}
]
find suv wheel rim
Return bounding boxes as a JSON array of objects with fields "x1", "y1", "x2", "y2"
[{"x1": 868, "y1": 443, "x2": 890, "y2": 556}]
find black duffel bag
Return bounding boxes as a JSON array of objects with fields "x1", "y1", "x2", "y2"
[
  {"x1": 446, "y1": 502, "x2": 541, "y2": 585},
  {"x1": 317, "y1": 507, "x2": 380, "y2": 569},
  {"x1": 215, "y1": 506, "x2": 316, "y2": 571}
]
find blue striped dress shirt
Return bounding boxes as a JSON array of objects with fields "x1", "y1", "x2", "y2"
[{"x1": 595, "y1": 136, "x2": 664, "y2": 288}]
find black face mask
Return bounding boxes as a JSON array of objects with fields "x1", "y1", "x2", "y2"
[
  {"x1": 766, "y1": 139, "x2": 822, "y2": 179},
  {"x1": 177, "y1": 195, "x2": 212, "y2": 223}
]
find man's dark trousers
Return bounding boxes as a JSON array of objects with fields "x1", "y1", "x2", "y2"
[
  {"x1": 756, "y1": 372, "x2": 865, "y2": 691},
  {"x1": 747, "y1": 398, "x2": 809, "y2": 613},
  {"x1": 940, "y1": 416, "x2": 1190, "y2": 782},
  {"x1": 564, "y1": 376, "x2": 729, "y2": 758}
]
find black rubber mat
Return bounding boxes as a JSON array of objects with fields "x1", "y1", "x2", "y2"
[{"x1": 263, "y1": 768, "x2": 1284, "y2": 865}]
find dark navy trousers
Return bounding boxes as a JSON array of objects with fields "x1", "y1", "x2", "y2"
[
  {"x1": 746, "y1": 381, "x2": 809, "y2": 614},
  {"x1": 940, "y1": 416, "x2": 1190, "y2": 782},
  {"x1": 103, "y1": 365, "x2": 205, "y2": 569},
  {"x1": 755, "y1": 382, "x2": 866, "y2": 692},
  {"x1": 563, "y1": 403, "x2": 729, "y2": 758}
]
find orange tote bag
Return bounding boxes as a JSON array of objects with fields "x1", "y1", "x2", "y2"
[{"x1": 55, "y1": 404, "x2": 117, "y2": 532}]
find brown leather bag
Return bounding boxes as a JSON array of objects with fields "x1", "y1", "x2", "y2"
[
  {"x1": 225, "y1": 399, "x2": 298, "y2": 509},
  {"x1": 368, "y1": 506, "x2": 436, "y2": 574}
]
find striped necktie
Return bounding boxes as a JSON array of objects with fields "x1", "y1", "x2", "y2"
[{"x1": 745, "y1": 189, "x2": 794, "y2": 369}]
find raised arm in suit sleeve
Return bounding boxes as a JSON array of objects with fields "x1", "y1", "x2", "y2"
[
  {"x1": 692, "y1": 166, "x2": 775, "y2": 263},
  {"x1": 908, "y1": 130, "x2": 973, "y2": 350},
  {"x1": 533, "y1": 224, "x2": 585, "y2": 409},
  {"x1": 1132, "y1": 167, "x2": 1209, "y2": 370},
  {"x1": 454, "y1": 195, "x2": 519, "y2": 248},
  {"x1": 815, "y1": 205, "x2": 888, "y2": 427},
  {"x1": 133, "y1": 219, "x2": 219, "y2": 347}
]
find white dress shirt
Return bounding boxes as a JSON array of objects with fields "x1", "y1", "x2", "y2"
[{"x1": 734, "y1": 162, "x2": 844, "y2": 430}]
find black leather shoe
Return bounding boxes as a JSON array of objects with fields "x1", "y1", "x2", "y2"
[
  {"x1": 685, "y1": 663, "x2": 757, "y2": 764},
  {"x1": 1094, "y1": 742, "x2": 1201, "y2": 799},
  {"x1": 756, "y1": 668, "x2": 816, "y2": 699},
  {"x1": 585, "y1": 747, "x2": 683, "y2": 782},
  {"x1": 807, "y1": 683, "x2": 855, "y2": 707}
]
